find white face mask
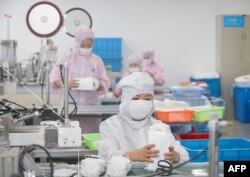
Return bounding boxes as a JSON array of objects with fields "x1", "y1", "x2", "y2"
[
  {"x1": 144, "y1": 59, "x2": 152, "y2": 65},
  {"x1": 128, "y1": 100, "x2": 153, "y2": 121},
  {"x1": 129, "y1": 67, "x2": 140, "y2": 73},
  {"x1": 80, "y1": 48, "x2": 92, "y2": 55}
]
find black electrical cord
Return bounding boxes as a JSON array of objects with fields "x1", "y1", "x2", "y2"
[
  {"x1": 18, "y1": 144, "x2": 54, "y2": 177},
  {"x1": 1, "y1": 99, "x2": 29, "y2": 111},
  {"x1": 60, "y1": 102, "x2": 77, "y2": 116},
  {"x1": 59, "y1": 71, "x2": 77, "y2": 116},
  {"x1": 146, "y1": 132, "x2": 223, "y2": 177},
  {"x1": 0, "y1": 100, "x2": 23, "y2": 118},
  {"x1": 59, "y1": 65, "x2": 78, "y2": 117},
  {"x1": 41, "y1": 68, "x2": 46, "y2": 101},
  {"x1": 145, "y1": 147, "x2": 208, "y2": 177}
]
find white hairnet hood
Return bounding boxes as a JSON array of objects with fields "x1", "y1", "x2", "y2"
[
  {"x1": 119, "y1": 72, "x2": 154, "y2": 103},
  {"x1": 118, "y1": 72, "x2": 154, "y2": 129}
]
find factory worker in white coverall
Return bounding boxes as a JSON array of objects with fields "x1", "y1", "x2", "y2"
[{"x1": 98, "y1": 72, "x2": 189, "y2": 163}]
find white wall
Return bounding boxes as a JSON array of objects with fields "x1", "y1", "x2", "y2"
[{"x1": 0, "y1": 0, "x2": 250, "y2": 86}]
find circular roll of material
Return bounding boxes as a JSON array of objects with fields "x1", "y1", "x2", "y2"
[
  {"x1": 26, "y1": 1, "x2": 63, "y2": 38},
  {"x1": 63, "y1": 8, "x2": 93, "y2": 37},
  {"x1": 235, "y1": 75, "x2": 250, "y2": 84}
]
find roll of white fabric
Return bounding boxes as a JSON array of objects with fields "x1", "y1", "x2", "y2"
[{"x1": 73, "y1": 77, "x2": 100, "y2": 90}]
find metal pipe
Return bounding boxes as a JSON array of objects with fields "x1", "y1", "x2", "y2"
[
  {"x1": 15, "y1": 111, "x2": 41, "y2": 123},
  {"x1": 63, "y1": 62, "x2": 69, "y2": 123},
  {"x1": 208, "y1": 113, "x2": 219, "y2": 177},
  {"x1": 45, "y1": 63, "x2": 51, "y2": 106},
  {"x1": 4, "y1": 14, "x2": 11, "y2": 40}
]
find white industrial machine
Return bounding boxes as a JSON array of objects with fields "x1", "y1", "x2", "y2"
[
  {"x1": 0, "y1": 62, "x2": 82, "y2": 177},
  {"x1": 0, "y1": 3, "x2": 81, "y2": 175}
]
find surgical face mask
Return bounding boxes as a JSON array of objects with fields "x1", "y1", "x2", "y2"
[
  {"x1": 106, "y1": 156, "x2": 131, "y2": 177},
  {"x1": 80, "y1": 48, "x2": 92, "y2": 55},
  {"x1": 129, "y1": 67, "x2": 140, "y2": 73},
  {"x1": 81, "y1": 158, "x2": 105, "y2": 177},
  {"x1": 144, "y1": 58, "x2": 152, "y2": 65},
  {"x1": 128, "y1": 100, "x2": 153, "y2": 121}
]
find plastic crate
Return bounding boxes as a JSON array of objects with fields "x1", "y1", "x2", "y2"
[
  {"x1": 194, "y1": 124, "x2": 209, "y2": 133},
  {"x1": 173, "y1": 98, "x2": 206, "y2": 107},
  {"x1": 193, "y1": 106, "x2": 225, "y2": 122},
  {"x1": 92, "y1": 37, "x2": 122, "y2": 71},
  {"x1": 155, "y1": 110, "x2": 193, "y2": 123},
  {"x1": 210, "y1": 97, "x2": 225, "y2": 107},
  {"x1": 178, "y1": 133, "x2": 209, "y2": 140},
  {"x1": 170, "y1": 86, "x2": 203, "y2": 99},
  {"x1": 82, "y1": 133, "x2": 100, "y2": 150},
  {"x1": 180, "y1": 138, "x2": 250, "y2": 162},
  {"x1": 190, "y1": 77, "x2": 220, "y2": 97}
]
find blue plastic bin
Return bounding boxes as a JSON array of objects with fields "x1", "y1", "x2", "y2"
[
  {"x1": 180, "y1": 138, "x2": 250, "y2": 162},
  {"x1": 190, "y1": 77, "x2": 220, "y2": 97},
  {"x1": 93, "y1": 37, "x2": 122, "y2": 71},
  {"x1": 233, "y1": 85, "x2": 250, "y2": 123},
  {"x1": 194, "y1": 124, "x2": 208, "y2": 133}
]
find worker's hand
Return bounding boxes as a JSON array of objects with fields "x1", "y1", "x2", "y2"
[
  {"x1": 164, "y1": 146, "x2": 180, "y2": 163},
  {"x1": 144, "y1": 70, "x2": 154, "y2": 78},
  {"x1": 54, "y1": 80, "x2": 63, "y2": 88},
  {"x1": 69, "y1": 80, "x2": 80, "y2": 89},
  {"x1": 126, "y1": 144, "x2": 159, "y2": 162},
  {"x1": 96, "y1": 81, "x2": 102, "y2": 90}
]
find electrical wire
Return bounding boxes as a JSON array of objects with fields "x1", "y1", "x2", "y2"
[
  {"x1": 0, "y1": 100, "x2": 22, "y2": 118},
  {"x1": 41, "y1": 67, "x2": 46, "y2": 101},
  {"x1": 145, "y1": 147, "x2": 208, "y2": 177},
  {"x1": 1, "y1": 99, "x2": 29, "y2": 111},
  {"x1": 0, "y1": 64, "x2": 65, "y2": 121},
  {"x1": 59, "y1": 66, "x2": 77, "y2": 115},
  {"x1": 18, "y1": 144, "x2": 54, "y2": 177},
  {"x1": 146, "y1": 133, "x2": 223, "y2": 176}
]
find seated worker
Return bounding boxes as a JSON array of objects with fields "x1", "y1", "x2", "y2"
[
  {"x1": 99, "y1": 72, "x2": 189, "y2": 163},
  {"x1": 114, "y1": 54, "x2": 143, "y2": 96},
  {"x1": 142, "y1": 48, "x2": 165, "y2": 86}
]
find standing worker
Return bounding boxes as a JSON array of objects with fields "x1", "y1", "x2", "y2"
[
  {"x1": 50, "y1": 26, "x2": 110, "y2": 133},
  {"x1": 123, "y1": 54, "x2": 143, "y2": 76},
  {"x1": 114, "y1": 54, "x2": 143, "y2": 96},
  {"x1": 142, "y1": 48, "x2": 165, "y2": 86},
  {"x1": 99, "y1": 72, "x2": 189, "y2": 162}
]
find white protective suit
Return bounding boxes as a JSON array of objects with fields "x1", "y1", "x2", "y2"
[{"x1": 98, "y1": 72, "x2": 189, "y2": 162}]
